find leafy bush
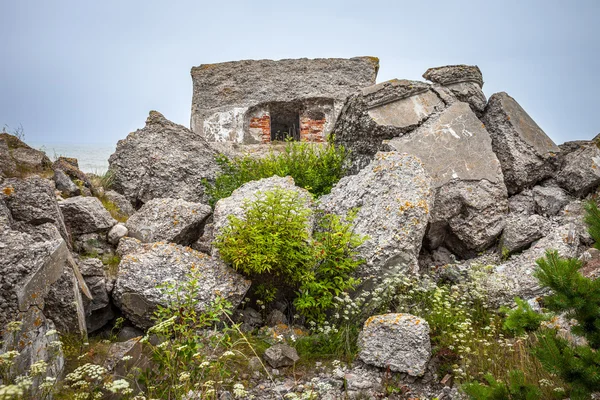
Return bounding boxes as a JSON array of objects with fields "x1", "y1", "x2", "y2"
[
  {"x1": 502, "y1": 297, "x2": 549, "y2": 336},
  {"x1": 203, "y1": 139, "x2": 349, "y2": 207},
  {"x1": 214, "y1": 188, "x2": 366, "y2": 322}
]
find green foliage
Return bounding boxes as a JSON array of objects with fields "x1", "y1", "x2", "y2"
[
  {"x1": 294, "y1": 210, "x2": 365, "y2": 323},
  {"x1": 294, "y1": 324, "x2": 360, "y2": 362},
  {"x1": 529, "y1": 250, "x2": 600, "y2": 398},
  {"x1": 203, "y1": 139, "x2": 349, "y2": 207},
  {"x1": 584, "y1": 199, "x2": 600, "y2": 250},
  {"x1": 214, "y1": 188, "x2": 366, "y2": 323},
  {"x1": 502, "y1": 297, "x2": 549, "y2": 336},
  {"x1": 463, "y1": 370, "x2": 542, "y2": 400}
]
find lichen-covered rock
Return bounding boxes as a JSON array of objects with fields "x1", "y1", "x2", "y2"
[
  {"x1": 320, "y1": 152, "x2": 433, "y2": 276},
  {"x1": 54, "y1": 169, "x2": 80, "y2": 197},
  {"x1": 531, "y1": 184, "x2": 571, "y2": 216},
  {"x1": 500, "y1": 213, "x2": 548, "y2": 254},
  {"x1": 44, "y1": 265, "x2": 87, "y2": 335},
  {"x1": 107, "y1": 223, "x2": 128, "y2": 245},
  {"x1": 58, "y1": 196, "x2": 117, "y2": 235},
  {"x1": 556, "y1": 137, "x2": 600, "y2": 197},
  {"x1": 126, "y1": 198, "x2": 211, "y2": 246},
  {"x1": 482, "y1": 92, "x2": 560, "y2": 194},
  {"x1": 0, "y1": 133, "x2": 53, "y2": 178},
  {"x1": 422, "y1": 65, "x2": 486, "y2": 113},
  {"x1": 108, "y1": 111, "x2": 221, "y2": 206},
  {"x1": 113, "y1": 239, "x2": 250, "y2": 329},
  {"x1": 0, "y1": 197, "x2": 13, "y2": 231},
  {"x1": 333, "y1": 79, "x2": 445, "y2": 171},
  {"x1": 104, "y1": 190, "x2": 136, "y2": 217},
  {"x1": 1, "y1": 177, "x2": 68, "y2": 241},
  {"x1": 53, "y1": 156, "x2": 90, "y2": 186},
  {"x1": 358, "y1": 313, "x2": 431, "y2": 376},
  {"x1": 263, "y1": 344, "x2": 300, "y2": 368},
  {"x1": 508, "y1": 190, "x2": 536, "y2": 215},
  {"x1": 212, "y1": 176, "x2": 314, "y2": 254},
  {"x1": 387, "y1": 102, "x2": 508, "y2": 256}
]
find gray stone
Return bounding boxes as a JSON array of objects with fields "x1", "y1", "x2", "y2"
[
  {"x1": 58, "y1": 196, "x2": 117, "y2": 235},
  {"x1": 0, "y1": 133, "x2": 53, "y2": 178},
  {"x1": 107, "y1": 223, "x2": 128, "y2": 245},
  {"x1": 108, "y1": 111, "x2": 221, "y2": 206},
  {"x1": 532, "y1": 185, "x2": 571, "y2": 216},
  {"x1": 266, "y1": 309, "x2": 288, "y2": 327},
  {"x1": 104, "y1": 338, "x2": 149, "y2": 377},
  {"x1": 320, "y1": 152, "x2": 433, "y2": 276},
  {"x1": 117, "y1": 326, "x2": 144, "y2": 342},
  {"x1": 423, "y1": 65, "x2": 486, "y2": 113},
  {"x1": 387, "y1": 102, "x2": 508, "y2": 255},
  {"x1": 263, "y1": 343, "x2": 299, "y2": 368},
  {"x1": 333, "y1": 79, "x2": 446, "y2": 171},
  {"x1": 54, "y1": 169, "x2": 80, "y2": 197},
  {"x1": 1, "y1": 308, "x2": 64, "y2": 393},
  {"x1": 500, "y1": 214, "x2": 548, "y2": 254},
  {"x1": 234, "y1": 307, "x2": 263, "y2": 333},
  {"x1": 1, "y1": 177, "x2": 68, "y2": 241},
  {"x1": 0, "y1": 229, "x2": 68, "y2": 327},
  {"x1": 482, "y1": 92, "x2": 560, "y2": 194},
  {"x1": 508, "y1": 190, "x2": 536, "y2": 214},
  {"x1": 0, "y1": 197, "x2": 13, "y2": 231},
  {"x1": 485, "y1": 223, "x2": 583, "y2": 306},
  {"x1": 104, "y1": 190, "x2": 136, "y2": 217},
  {"x1": 113, "y1": 239, "x2": 250, "y2": 329},
  {"x1": 358, "y1": 313, "x2": 431, "y2": 376},
  {"x1": 556, "y1": 138, "x2": 600, "y2": 197},
  {"x1": 126, "y1": 197, "x2": 211, "y2": 245},
  {"x1": 212, "y1": 176, "x2": 314, "y2": 254},
  {"x1": 191, "y1": 57, "x2": 378, "y2": 143},
  {"x1": 79, "y1": 257, "x2": 105, "y2": 276},
  {"x1": 44, "y1": 264, "x2": 88, "y2": 335}
]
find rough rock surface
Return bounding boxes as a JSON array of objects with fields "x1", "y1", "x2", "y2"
[
  {"x1": 556, "y1": 137, "x2": 600, "y2": 197},
  {"x1": 104, "y1": 190, "x2": 136, "y2": 217},
  {"x1": 107, "y1": 223, "x2": 128, "y2": 245},
  {"x1": 320, "y1": 152, "x2": 433, "y2": 276},
  {"x1": 212, "y1": 176, "x2": 314, "y2": 253},
  {"x1": 1, "y1": 177, "x2": 68, "y2": 241},
  {"x1": 79, "y1": 258, "x2": 112, "y2": 332},
  {"x1": 108, "y1": 111, "x2": 220, "y2": 206},
  {"x1": 387, "y1": 102, "x2": 508, "y2": 256},
  {"x1": 333, "y1": 79, "x2": 445, "y2": 171},
  {"x1": 53, "y1": 156, "x2": 90, "y2": 186},
  {"x1": 44, "y1": 265, "x2": 88, "y2": 335},
  {"x1": 482, "y1": 92, "x2": 560, "y2": 194},
  {"x1": 190, "y1": 57, "x2": 378, "y2": 141},
  {"x1": 263, "y1": 344, "x2": 300, "y2": 368},
  {"x1": 58, "y1": 196, "x2": 117, "y2": 235},
  {"x1": 422, "y1": 65, "x2": 486, "y2": 113},
  {"x1": 53, "y1": 169, "x2": 80, "y2": 197},
  {"x1": 531, "y1": 184, "x2": 571, "y2": 216},
  {"x1": 113, "y1": 238, "x2": 250, "y2": 329},
  {"x1": 0, "y1": 133, "x2": 53, "y2": 178},
  {"x1": 500, "y1": 214, "x2": 548, "y2": 254},
  {"x1": 358, "y1": 313, "x2": 431, "y2": 376},
  {"x1": 126, "y1": 197, "x2": 211, "y2": 245}
]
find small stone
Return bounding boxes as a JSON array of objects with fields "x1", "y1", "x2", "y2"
[
  {"x1": 263, "y1": 344, "x2": 300, "y2": 368},
  {"x1": 107, "y1": 223, "x2": 128, "y2": 245}
]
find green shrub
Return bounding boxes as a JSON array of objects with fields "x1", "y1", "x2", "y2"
[
  {"x1": 463, "y1": 370, "x2": 542, "y2": 400},
  {"x1": 203, "y1": 139, "x2": 349, "y2": 207},
  {"x1": 584, "y1": 199, "x2": 600, "y2": 250},
  {"x1": 502, "y1": 297, "x2": 549, "y2": 336},
  {"x1": 214, "y1": 188, "x2": 366, "y2": 323}
]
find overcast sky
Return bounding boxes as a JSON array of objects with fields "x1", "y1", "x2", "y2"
[{"x1": 1, "y1": 0, "x2": 598, "y2": 145}]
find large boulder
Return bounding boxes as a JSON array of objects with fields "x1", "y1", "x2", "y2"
[
  {"x1": 482, "y1": 92, "x2": 560, "y2": 194},
  {"x1": 422, "y1": 64, "x2": 487, "y2": 114},
  {"x1": 556, "y1": 137, "x2": 600, "y2": 197},
  {"x1": 1, "y1": 177, "x2": 68, "y2": 241},
  {"x1": 104, "y1": 190, "x2": 136, "y2": 217},
  {"x1": 500, "y1": 213, "x2": 548, "y2": 255},
  {"x1": 333, "y1": 79, "x2": 445, "y2": 171},
  {"x1": 58, "y1": 196, "x2": 117, "y2": 235},
  {"x1": 387, "y1": 102, "x2": 508, "y2": 256},
  {"x1": 320, "y1": 152, "x2": 434, "y2": 276},
  {"x1": 113, "y1": 238, "x2": 251, "y2": 329},
  {"x1": 212, "y1": 175, "x2": 315, "y2": 254},
  {"x1": 79, "y1": 258, "x2": 113, "y2": 332},
  {"x1": 126, "y1": 198, "x2": 211, "y2": 246},
  {"x1": 358, "y1": 313, "x2": 431, "y2": 376},
  {"x1": 53, "y1": 169, "x2": 81, "y2": 197},
  {"x1": 0, "y1": 133, "x2": 52, "y2": 178},
  {"x1": 108, "y1": 111, "x2": 221, "y2": 206}
]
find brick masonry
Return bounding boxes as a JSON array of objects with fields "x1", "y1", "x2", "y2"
[
  {"x1": 249, "y1": 115, "x2": 271, "y2": 144},
  {"x1": 300, "y1": 115, "x2": 326, "y2": 142}
]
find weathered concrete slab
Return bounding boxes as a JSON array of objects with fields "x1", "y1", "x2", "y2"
[
  {"x1": 556, "y1": 137, "x2": 600, "y2": 197},
  {"x1": 191, "y1": 57, "x2": 378, "y2": 143},
  {"x1": 482, "y1": 92, "x2": 560, "y2": 194},
  {"x1": 367, "y1": 88, "x2": 443, "y2": 128},
  {"x1": 423, "y1": 65, "x2": 487, "y2": 113},
  {"x1": 387, "y1": 102, "x2": 502, "y2": 186}
]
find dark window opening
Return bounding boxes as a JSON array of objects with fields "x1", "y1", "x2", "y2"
[{"x1": 270, "y1": 103, "x2": 300, "y2": 141}]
